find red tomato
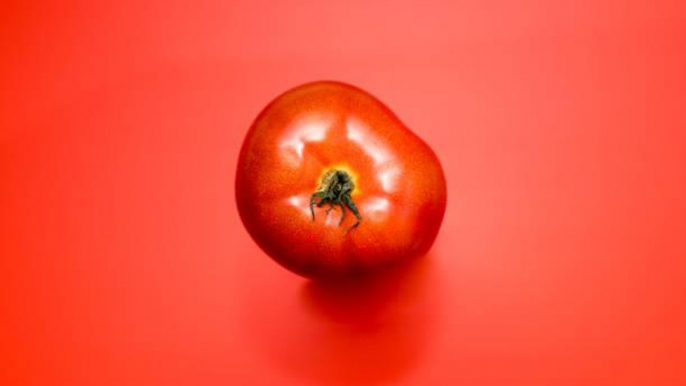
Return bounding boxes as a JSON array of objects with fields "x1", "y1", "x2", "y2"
[{"x1": 236, "y1": 81, "x2": 446, "y2": 279}]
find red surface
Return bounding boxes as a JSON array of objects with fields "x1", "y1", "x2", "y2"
[{"x1": 1, "y1": 1, "x2": 685, "y2": 385}]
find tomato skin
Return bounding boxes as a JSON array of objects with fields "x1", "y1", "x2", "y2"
[{"x1": 236, "y1": 81, "x2": 446, "y2": 279}]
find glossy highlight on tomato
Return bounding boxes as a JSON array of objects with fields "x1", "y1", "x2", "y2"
[{"x1": 236, "y1": 81, "x2": 446, "y2": 279}]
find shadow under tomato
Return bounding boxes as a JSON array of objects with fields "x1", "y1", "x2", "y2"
[{"x1": 284, "y1": 254, "x2": 436, "y2": 385}]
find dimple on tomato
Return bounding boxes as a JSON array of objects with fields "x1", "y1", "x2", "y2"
[{"x1": 236, "y1": 81, "x2": 446, "y2": 279}]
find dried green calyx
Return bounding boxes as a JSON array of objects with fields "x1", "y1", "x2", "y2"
[{"x1": 310, "y1": 169, "x2": 361, "y2": 232}]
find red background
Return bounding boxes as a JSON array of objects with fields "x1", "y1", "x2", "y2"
[{"x1": 2, "y1": 1, "x2": 685, "y2": 385}]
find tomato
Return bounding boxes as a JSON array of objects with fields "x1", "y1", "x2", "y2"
[{"x1": 236, "y1": 81, "x2": 446, "y2": 279}]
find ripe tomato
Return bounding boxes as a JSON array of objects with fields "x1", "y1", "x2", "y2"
[{"x1": 236, "y1": 81, "x2": 446, "y2": 279}]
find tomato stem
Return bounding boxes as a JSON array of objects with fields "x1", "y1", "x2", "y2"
[{"x1": 310, "y1": 169, "x2": 362, "y2": 232}]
